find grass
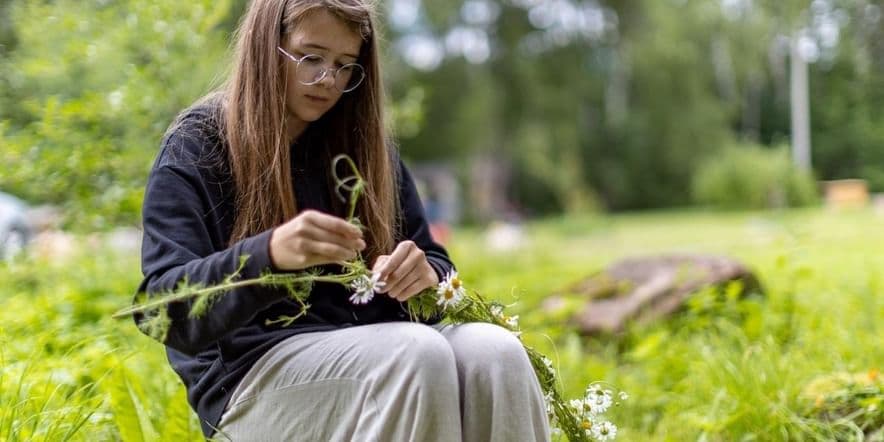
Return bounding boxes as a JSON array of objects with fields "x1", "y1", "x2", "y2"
[{"x1": 1, "y1": 208, "x2": 882, "y2": 440}]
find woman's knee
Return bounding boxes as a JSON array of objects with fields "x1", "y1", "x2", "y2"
[
  {"x1": 378, "y1": 322, "x2": 458, "y2": 375},
  {"x1": 448, "y1": 323, "x2": 531, "y2": 370}
]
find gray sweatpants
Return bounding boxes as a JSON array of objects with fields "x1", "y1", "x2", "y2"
[{"x1": 215, "y1": 321, "x2": 550, "y2": 442}]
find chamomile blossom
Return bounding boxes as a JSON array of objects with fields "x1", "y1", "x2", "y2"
[
  {"x1": 488, "y1": 302, "x2": 521, "y2": 332},
  {"x1": 543, "y1": 391, "x2": 555, "y2": 416},
  {"x1": 591, "y1": 420, "x2": 617, "y2": 441},
  {"x1": 436, "y1": 272, "x2": 466, "y2": 309},
  {"x1": 569, "y1": 399, "x2": 586, "y2": 414},
  {"x1": 586, "y1": 385, "x2": 614, "y2": 413},
  {"x1": 349, "y1": 273, "x2": 386, "y2": 304},
  {"x1": 440, "y1": 270, "x2": 467, "y2": 298},
  {"x1": 541, "y1": 356, "x2": 554, "y2": 376},
  {"x1": 490, "y1": 303, "x2": 505, "y2": 318}
]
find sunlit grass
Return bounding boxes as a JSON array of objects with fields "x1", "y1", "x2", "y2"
[
  {"x1": 452, "y1": 208, "x2": 884, "y2": 440},
  {"x1": 1, "y1": 208, "x2": 881, "y2": 440}
]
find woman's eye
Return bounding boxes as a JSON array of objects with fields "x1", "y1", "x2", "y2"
[{"x1": 301, "y1": 55, "x2": 324, "y2": 66}]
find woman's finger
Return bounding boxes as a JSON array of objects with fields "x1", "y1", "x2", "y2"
[
  {"x1": 303, "y1": 210, "x2": 363, "y2": 240},
  {"x1": 303, "y1": 239, "x2": 357, "y2": 263},
  {"x1": 394, "y1": 276, "x2": 430, "y2": 302},
  {"x1": 386, "y1": 269, "x2": 421, "y2": 299},
  {"x1": 382, "y1": 245, "x2": 426, "y2": 293},
  {"x1": 298, "y1": 222, "x2": 365, "y2": 252},
  {"x1": 375, "y1": 241, "x2": 415, "y2": 282},
  {"x1": 371, "y1": 255, "x2": 389, "y2": 273}
]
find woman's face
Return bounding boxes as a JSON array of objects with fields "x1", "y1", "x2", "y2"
[{"x1": 281, "y1": 9, "x2": 363, "y2": 136}]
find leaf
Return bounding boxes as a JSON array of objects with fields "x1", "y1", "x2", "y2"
[
  {"x1": 108, "y1": 365, "x2": 159, "y2": 442},
  {"x1": 159, "y1": 387, "x2": 201, "y2": 441}
]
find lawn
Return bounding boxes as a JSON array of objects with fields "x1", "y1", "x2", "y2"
[{"x1": 1, "y1": 208, "x2": 882, "y2": 441}]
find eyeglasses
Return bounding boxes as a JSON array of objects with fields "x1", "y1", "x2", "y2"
[{"x1": 277, "y1": 46, "x2": 365, "y2": 93}]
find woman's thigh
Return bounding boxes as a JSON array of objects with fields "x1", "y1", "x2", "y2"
[{"x1": 217, "y1": 322, "x2": 461, "y2": 441}]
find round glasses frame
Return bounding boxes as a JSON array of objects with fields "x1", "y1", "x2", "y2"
[{"x1": 277, "y1": 46, "x2": 365, "y2": 93}]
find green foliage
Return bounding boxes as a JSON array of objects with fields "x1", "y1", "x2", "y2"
[
  {"x1": 691, "y1": 143, "x2": 819, "y2": 209},
  {"x1": 0, "y1": 0, "x2": 232, "y2": 229},
  {"x1": 3, "y1": 209, "x2": 884, "y2": 439},
  {"x1": 798, "y1": 370, "x2": 884, "y2": 439},
  {"x1": 0, "y1": 243, "x2": 202, "y2": 441},
  {"x1": 449, "y1": 208, "x2": 883, "y2": 440},
  {"x1": 2, "y1": 0, "x2": 884, "y2": 221}
]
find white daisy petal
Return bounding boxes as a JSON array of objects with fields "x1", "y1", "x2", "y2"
[
  {"x1": 436, "y1": 270, "x2": 466, "y2": 309},
  {"x1": 490, "y1": 304, "x2": 504, "y2": 318},
  {"x1": 349, "y1": 274, "x2": 385, "y2": 305},
  {"x1": 591, "y1": 421, "x2": 617, "y2": 441}
]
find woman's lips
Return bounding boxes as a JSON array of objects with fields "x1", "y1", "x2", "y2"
[{"x1": 305, "y1": 95, "x2": 330, "y2": 103}]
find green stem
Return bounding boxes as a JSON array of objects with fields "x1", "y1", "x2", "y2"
[
  {"x1": 331, "y1": 154, "x2": 364, "y2": 222},
  {"x1": 113, "y1": 273, "x2": 356, "y2": 319}
]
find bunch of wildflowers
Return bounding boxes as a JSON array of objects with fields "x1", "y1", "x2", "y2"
[
  {"x1": 114, "y1": 154, "x2": 627, "y2": 441},
  {"x1": 558, "y1": 384, "x2": 627, "y2": 440},
  {"x1": 412, "y1": 270, "x2": 627, "y2": 441}
]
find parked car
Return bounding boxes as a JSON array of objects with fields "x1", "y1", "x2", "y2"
[{"x1": 0, "y1": 191, "x2": 32, "y2": 260}]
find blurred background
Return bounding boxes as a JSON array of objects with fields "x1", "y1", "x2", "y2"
[
  {"x1": 1, "y1": 0, "x2": 883, "y2": 440},
  {"x1": 1, "y1": 0, "x2": 883, "y2": 231}
]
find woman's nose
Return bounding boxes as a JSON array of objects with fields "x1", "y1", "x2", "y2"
[{"x1": 318, "y1": 70, "x2": 336, "y2": 89}]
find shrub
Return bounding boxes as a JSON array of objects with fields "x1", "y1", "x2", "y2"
[
  {"x1": 0, "y1": 0, "x2": 232, "y2": 230},
  {"x1": 691, "y1": 143, "x2": 819, "y2": 209}
]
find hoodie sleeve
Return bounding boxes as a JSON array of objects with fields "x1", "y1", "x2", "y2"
[{"x1": 135, "y1": 149, "x2": 285, "y2": 357}]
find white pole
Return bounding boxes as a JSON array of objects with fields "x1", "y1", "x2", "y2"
[{"x1": 790, "y1": 35, "x2": 812, "y2": 170}]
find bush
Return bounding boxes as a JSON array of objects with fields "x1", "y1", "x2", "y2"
[
  {"x1": 691, "y1": 143, "x2": 819, "y2": 210},
  {"x1": 0, "y1": 0, "x2": 233, "y2": 230}
]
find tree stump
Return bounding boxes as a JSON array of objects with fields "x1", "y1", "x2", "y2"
[{"x1": 553, "y1": 254, "x2": 763, "y2": 334}]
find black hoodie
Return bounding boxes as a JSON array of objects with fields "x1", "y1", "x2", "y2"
[{"x1": 135, "y1": 106, "x2": 453, "y2": 437}]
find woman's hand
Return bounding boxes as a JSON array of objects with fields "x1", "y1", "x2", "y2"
[
  {"x1": 269, "y1": 210, "x2": 365, "y2": 271},
  {"x1": 371, "y1": 240, "x2": 439, "y2": 302}
]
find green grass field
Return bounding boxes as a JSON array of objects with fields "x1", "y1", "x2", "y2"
[{"x1": 2, "y1": 208, "x2": 882, "y2": 441}]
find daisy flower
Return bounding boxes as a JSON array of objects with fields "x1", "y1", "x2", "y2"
[
  {"x1": 349, "y1": 273, "x2": 386, "y2": 305},
  {"x1": 542, "y1": 391, "x2": 555, "y2": 417},
  {"x1": 441, "y1": 270, "x2": 467, "y2": 298},
  {"x1": 568, "y1": 399, "x2": 585, "y2": 414},
  {"x1": 490, "y1": 303, "x2": 505, "y2": 318},
  {"x1": 591, "y1": 420, "x2": 617, "y2": 441},
  {"x1": 585, "y1": 388, "x2": 613, "y2": 414},
  {"x1": 581, "y1": 418, "x2": 594, "y2": 435},
  {"x1": 541, "y1": 356, "x2": 554, "y2": 376},
  {"x1": 436, "y1": 286, "x2": 461, "y2": 309},
  {"x1": 436, "y1": 270, "x2": 467, "y2": 309}
]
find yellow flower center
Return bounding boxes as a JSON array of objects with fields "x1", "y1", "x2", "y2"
[
  {"x1": 444, "y1": 289, "x2": 454, "y2": 300},
  {"x1": 581, "y1": 420, "x2": 592, "y2": 429},
  {"x1": 451, "y1": 278, "x2": 462, "y2": 289}
]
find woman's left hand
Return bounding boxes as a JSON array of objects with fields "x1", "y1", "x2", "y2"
[{"x1": 371, "y1": 240, "x2": 439, "y2": 302}]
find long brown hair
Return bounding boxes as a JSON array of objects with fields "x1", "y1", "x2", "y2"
[{"x1": 220, "y1": 0, "x2": 396, "y2": 262}]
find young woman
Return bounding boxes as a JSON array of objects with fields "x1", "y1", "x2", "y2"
[{"x1": 136, "y1": 0, "x2": 550, "y2": 440}]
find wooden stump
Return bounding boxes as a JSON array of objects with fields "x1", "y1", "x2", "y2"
[{"x1": 553, "y1": 254, "x2": 763, "y2": 334}]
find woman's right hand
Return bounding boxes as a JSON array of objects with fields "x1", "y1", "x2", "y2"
[{"x1": 268, "y1": 210, "x2": 366, "y2": 271}]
